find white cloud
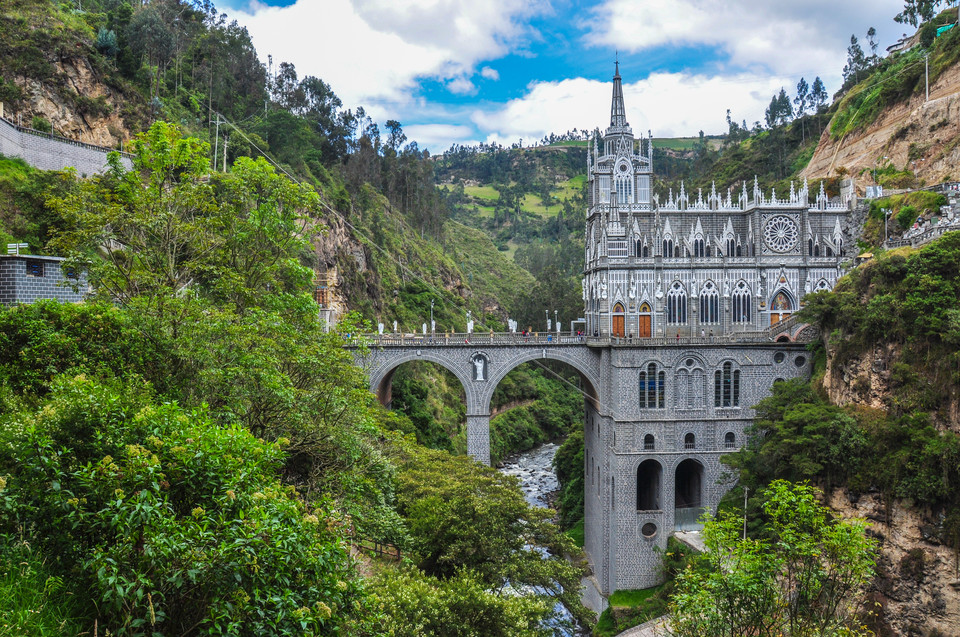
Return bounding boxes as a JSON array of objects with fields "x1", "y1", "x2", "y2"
[
  {"x1": 447, "y1": 76, "x2": 477, "y2": 95},
  {"x1": 584, "y1": 0, "x2": 905, "y2": 77},
  {"x1": 480, "y1": 66, "x2": 500, "y2": 81},
  {"x1": 472, "y1": 72, "x2": 793, "y2": 146},
  {"x1": 403, "y1": 123, "x2": 479, "y2": 151},
  {"x1": 232, "y1": 0, "x2": 545, "y2": 108}
]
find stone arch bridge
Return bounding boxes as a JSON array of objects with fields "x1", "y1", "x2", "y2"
[
  {"x1": 351, "y1": 321, "x2": 814, "y2": 593},
  {"x1": 360, "y1": 332, "x2": 601, "y2": 464}
]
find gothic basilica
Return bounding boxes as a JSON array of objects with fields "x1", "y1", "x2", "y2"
[{"x1": 580, "y1": 65, "x2": 851, "y2": 592}]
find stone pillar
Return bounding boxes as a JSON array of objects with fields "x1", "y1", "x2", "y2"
[{"x1": 466, "y1": 414, "x2": 491, "y2": 465}]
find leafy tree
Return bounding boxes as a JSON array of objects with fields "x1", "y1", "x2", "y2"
[
  {"x1": 669, "y1": 481, "x2": 878, "y2": 637},
  {"x1": 811, "y1": 76, "x2": 828, "y2": 136},
  {"x1": 896, "y1": 0, "x2": 944, "y2": 26},
  {"x1": 843, "y1": 35, "x2": 868, "y2": 84},
  {"x1": 866, "y1": 26, "x2": 879, "y2": 59},
  {"x1": 794, "y1": 77, "x2": 809, "y2": 143},
  {"x1": 95, "y1": 27, "x2": 118, "y2": 58},
  {"x1": 394, "y1": 445, "x2": 592, "y2": 628}
]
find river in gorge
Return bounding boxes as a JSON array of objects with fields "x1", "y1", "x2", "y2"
[{"x1": 499, "y1": 441, "x2": 589, "y2": 636}]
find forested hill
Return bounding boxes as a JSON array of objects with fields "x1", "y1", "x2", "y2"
[{"x1": 0, "y1": 0, "x2": 546, "y2": 333}]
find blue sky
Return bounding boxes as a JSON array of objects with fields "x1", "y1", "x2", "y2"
[{"x1": 221, "y1": 0, "x2": 908, "y2": 152}]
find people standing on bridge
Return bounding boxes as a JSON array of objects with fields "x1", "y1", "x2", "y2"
[
  {"x1": 676, "y1": 331, "x2": 680, "y2": 342},
  {"x1": 701, "y1": 328, "x2": 705, "y2": 338}
]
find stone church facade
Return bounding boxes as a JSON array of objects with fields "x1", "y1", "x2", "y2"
[{"x1": 581, "y1": 65, "x2": 851, "y2": 592}]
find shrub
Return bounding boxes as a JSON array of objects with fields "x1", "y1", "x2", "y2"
[
  {"x1": 898, "y1": 204, "x2": 918, "y2": 229},
  {"x1": 0, "y1": 374, "x2": 371, "y2": 636},
  {"x1": 30, "y1": 115, "x2": 51, "y2": 133}
]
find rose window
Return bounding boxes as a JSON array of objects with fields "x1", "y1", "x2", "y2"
[{"x1": 763, "y1": 216, "x2": 799, "y2": 252}]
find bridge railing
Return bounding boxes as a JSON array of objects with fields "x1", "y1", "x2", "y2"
[{"x1": 355, "y1": 329, "x2": 813, "y2": 347}]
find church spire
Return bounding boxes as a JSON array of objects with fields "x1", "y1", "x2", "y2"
[{"x1": 610, "y1": 61, "x2": 628, "y2": 128}]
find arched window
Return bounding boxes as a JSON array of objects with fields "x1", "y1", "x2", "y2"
[
  {"x1": 675, "y1": 358, "x2": 705, "y2": 409},
  {"x1": 643, "y1": 434, "x2": 655, "y2": 450},
  {"x1": 684, "y1": 432, "x2": 696, "y2": 449},
  {"x1": 808, "y1": 238, "x2": 814, "y2": 255},
  {"x1": 714, "y1": 362, "x2": 741, "y2": 407},
  {"x1": 616, "y1": 171, "x2": 633, "y2": 204},
  {"x1": 732, "y1": 281, "x2": 752, "y2": 323},
  {"x1": 635, "y1": 238, "x2": 642, "y2": 256},
  {"x1": 694, "y1": 237, "x2": 705, "y2": 257},
  {"x1": 736, "y1": 243, "x2": 742, "y2": 257},
  {"x1": 814, "y1": 243, "x2": 821, "y2": 256},
  {"x1": 639, "y1": 362, "x2": 665, "y2": 408},
  {"x1": 642, "y1": 244, "x2": 649, "y2": 258},
  {"x1": 825, "y1": 246, "x2": 833, "y2": 257},
  {"x1": 674, "y1": 244, "x2": 681, "y2": 258},
  {"x1": 705, "y1": 244, "x2": 712, "y2": 257},
  {"x1": 726, "y1": 238, "x2": 736, "y2": 256},
  {"x1": 667, "y1": 282, "x2": 687, "y2": 324},
  {"x1": 699, "y1": 282, "x2": 719, "y2": 324},
  {"x1": 724, "y1": 432, "x2": 736, "y2": 449},
  {"x1": 662, "y1": 238, "x2": 673, "y2": 257}
]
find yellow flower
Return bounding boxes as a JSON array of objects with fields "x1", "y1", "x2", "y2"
[
  {"x1": 226, "y1": 489, "x2": 236, "y2": 501},
  {"x1": 191, "y1": 507, "x2": 205, "y2": 519},
  {"x1": 114, "y1": 489, "x2": 124, "y2": 499},
  {"x1": 315, "y1": 601, "x2": 332, "y2": 620}
]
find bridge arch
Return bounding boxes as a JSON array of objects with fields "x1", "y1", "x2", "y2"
[
  {"x1": 478, "y1": 348, "x2": 601, "y2": 413},
  {"x1": 367, "y1": 350, "x2": 473, "y2": 409}
]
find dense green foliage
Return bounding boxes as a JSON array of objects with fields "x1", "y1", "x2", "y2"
[
  {"x1": 802, "y1": 232, "x2": 960, "y2": 418},
  {"x1": 1, "y1": 375, "x2": 370, "y2": 635},
  {"x1": 0, "y1": 536, "x2": 85, "y2": 635},
  {"x1": 0, "y1": 124, "x2": 592, "y2": 634},
  {"x1": 671, "y1": 481, "x2": 877, "y2": 637},
  {"x1": 392, "y1": 445, "x2": 590, "y2": 629}
]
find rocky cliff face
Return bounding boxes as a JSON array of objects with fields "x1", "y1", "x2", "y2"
[
  {"x1": 802, "y1": 57, "x2": 960, "y2": 189},
  {"x1": 821, "y1": 339, "x2": 960, "y2": 636},
  {"x1": 10, "y1": 55, "x2": 136, "y2": 147},
  {"x1": 828, "y1": 487, "x2": 960, "y2": 637}
]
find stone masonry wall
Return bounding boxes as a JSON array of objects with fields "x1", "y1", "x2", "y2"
[
  {"x1": 0, "y1": 256, "x2": 88, "y2": 305},
  {"x1": 0, "y1": 117, "x2": 132, "y2": 175}
]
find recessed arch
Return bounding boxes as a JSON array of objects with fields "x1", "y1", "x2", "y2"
[
  {"x1": 675, "y1": 458, "x2": 704, "y2": 531},
  {"x1": 637, "y1": 459, "x2": 662, "y2": 511}
]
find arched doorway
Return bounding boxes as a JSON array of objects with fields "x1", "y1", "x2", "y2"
[
  {"x1": 637, "y1": 302, "x2": 651, "y2": 338},
  {"x1": 636, "y1": 459, "x2": 662, "y2": 511},
  {"x1": 675, "y1": 458, "x2": 704, "y2": 531},
  {"x1": 612, "y1": 302, "x2": 625, "y2": 338},
  {"x1": 769, "y1": 289, "x2": 794, "y2": 325}
]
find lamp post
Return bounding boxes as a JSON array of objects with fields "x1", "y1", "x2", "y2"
[
  {"x1": 545, "y1": 309, "x2": 549, "y2": 332},
  {"x1": 884, "y1": 209, "x2": 891, "y2": 247},
  {"x1": 554, "y1": 309, "x2": 558, "y2": 333}
]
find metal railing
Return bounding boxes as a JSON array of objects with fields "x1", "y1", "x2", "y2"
[{"x1": 0, "y1": 116, "x2": 133, "y2": 158}]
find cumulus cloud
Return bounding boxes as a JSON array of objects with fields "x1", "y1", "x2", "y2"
[
  {"x1": 403, "y1": 123, "x2": 479, "y2": 150},
  {"x1": 480, "y1": 66, "x2": 500, "y2": 81},
  {"x1": 472, "y1": 72, "x2": 793, "y2": 145},
  {"x1": 584, "y1": 0, "x2": 904, "y2": 77},
  {"x1": 232, "y1": 0, "x2": 545, "y2": 108}
]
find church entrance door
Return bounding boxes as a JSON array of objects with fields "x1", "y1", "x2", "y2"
[
  {"x1": 770, "y1": 312, "x2": 791, "y2": 325},
  {"x1": 612, "y1": 303, "x2": 625, "y2": 337},
  {"x1": 637, "y1": 302, "x2": 651, "y2": 338}
]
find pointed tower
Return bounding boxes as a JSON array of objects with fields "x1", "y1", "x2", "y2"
[
  {"x1": 610, "y1": 61, "x2": 628, "y2": 129},
  {"x1": 584, "y1": 63, "x2": 654, "y2": 338}
]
